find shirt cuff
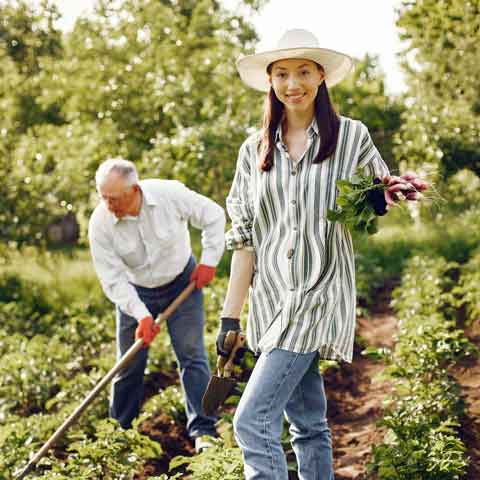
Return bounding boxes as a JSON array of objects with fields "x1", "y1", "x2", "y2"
[
  {"x1": 131, "y1": 303, "x2": 151, "y2": 322},
  {"x1": 200, "y1": 249, "x2": 220, "y2": 267}
]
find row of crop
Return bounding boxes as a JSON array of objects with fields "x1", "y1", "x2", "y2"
[
  {"x1": 6, "y1": 248, "x2": 478, "y2": 479},
  {"x1": 0, "y1": 261, "x2": 239, "y2": 479},
  {"x1": 0, "y1": 267, "x2": 162, "y2": 478},
  {"x1": 367, "y1": 255, "x2": 478, "y2": 479}
]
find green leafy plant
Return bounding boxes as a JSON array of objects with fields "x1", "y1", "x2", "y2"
[
  {"x1": 140, "y1": 385, "x2": 186, "y2": 423},
  {"x1": 453, "y1": 251, "x2": 480, "y2": 325},
  {"x1": 36, "y1": 419, "x2": 162, "y2": 479},
  {"x1": 327, "y1": 174, "x2": 383, "y2": 234},
  {"x1": 0, "y1": 334, "x2": 79, "y2": 417},
  {"x1": 170, "y1": 434, "x2": 243, "y2": 480},
  {"x1": 367, "y1": 255, "x2": 474, "y2": 479}
]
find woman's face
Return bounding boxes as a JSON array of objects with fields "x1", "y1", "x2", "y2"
[{"x1": 269, "y1": 58, "x2": 324, "y2": 113}]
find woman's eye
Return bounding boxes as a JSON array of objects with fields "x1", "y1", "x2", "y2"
[
  {"x1": 301, "y1": 70, "x2": 310, "y2": 76},
  {"x1": 276, "y1": 73, "x2": 286, "y2": 79}
]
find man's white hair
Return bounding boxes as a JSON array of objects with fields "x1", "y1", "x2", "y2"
[{"x1": 95, "y1": 157, "x2": 139, "y2": 190}]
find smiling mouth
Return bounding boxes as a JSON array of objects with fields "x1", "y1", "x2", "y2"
[{"x1": 286, "y1": 93, "x2": 306, "y2": 102}]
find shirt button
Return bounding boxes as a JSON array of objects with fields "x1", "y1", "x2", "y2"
[
  {"x1": 289, "y1": 287, "x2": 295, "y2": 292},
  {"x1": 287, "y1": 248, "x2": 294, "y2": 259},
  {"x1": 293, "y1": 227, "x2": 298, "y2": 232},
  {"x1": 291, "y1": 170, "x2": 297, "y2": 175},
  {"x1": 291, "y1": 200, "x2": 296, "y2": 205}
]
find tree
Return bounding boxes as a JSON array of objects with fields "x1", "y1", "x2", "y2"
[
  {"x1": 331, "y1": 54, "x2": 403, "y2": 170},
  {"x1": 393, "y1": 0, "x2": 480, "y2": 179},
  {"x1": 1, "y1": 0, "x2": 403, "y2": 247},
  {"x1": 40, "y1": 0, "x2": 263, "y2": 205}
]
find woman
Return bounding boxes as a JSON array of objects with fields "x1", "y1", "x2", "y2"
[{"x1": 217, "y1": 29, "x2": 416, "y2": 480}]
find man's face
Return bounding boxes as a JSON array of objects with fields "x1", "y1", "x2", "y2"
[{"x1": 98, "y1": 173, "x2": 138, "y2": 218}]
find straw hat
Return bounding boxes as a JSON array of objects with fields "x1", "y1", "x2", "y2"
[{"x1": 236, "y1": 29, "x2": 354, "y2": 92}]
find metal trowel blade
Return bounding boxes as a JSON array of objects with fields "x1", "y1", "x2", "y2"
[{"x1": 202, "y1": 375, "x2": 237, "y2": 417}]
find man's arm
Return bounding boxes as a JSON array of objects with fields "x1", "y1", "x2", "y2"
[
  {"x1": 172, "y1": 182, "x2": 226, "y2": 267},
  {"x1": 88, "y1": 219, "x2": 150, "y2": 321}
]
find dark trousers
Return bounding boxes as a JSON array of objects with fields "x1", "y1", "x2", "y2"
[{"x1": 109, "y1": 256, "x2": 217, "y2": 438}]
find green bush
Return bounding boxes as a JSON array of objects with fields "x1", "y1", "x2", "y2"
[
  {"x1": 36, "y1": 419, "x2": 162, "y2": 480},
  {"x1": 140, "y1": 385, "x2": 186, "y2": 424},
  {"x1": 170, "y1": 435, "x2": 244, "y2": 480},
  {"x1": 0, "y1": 273, "x2": 56, "y2": 336},
  {"x1": 367, "y1": 255, "x2": 473, "y2": 479},
  {"x1": 0, "y1": 334, "x2": 78, "y2": 417}
]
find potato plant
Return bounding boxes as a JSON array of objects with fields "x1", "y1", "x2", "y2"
[{"x1": 367, "y1": 255, "x2": 475, "y2": 479}]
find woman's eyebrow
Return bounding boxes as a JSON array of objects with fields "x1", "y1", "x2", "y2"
[{"x1": 274, "y1": 63, "x2": 312, "y2": 71}]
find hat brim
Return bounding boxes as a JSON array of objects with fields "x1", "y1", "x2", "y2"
[{"x1": 236, "y1": 47, "x2": 354, "y2": 92}]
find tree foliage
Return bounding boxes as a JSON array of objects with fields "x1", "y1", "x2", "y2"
[
  {"x1": 394, "y1": 0, "x2": 480, "y2": 179},
  {"x1": 1, "y1": 0, "x2": 401, "y2": 248},
  {"x1": 332, "y1": 54, "x2": 403, "y2": 170}
]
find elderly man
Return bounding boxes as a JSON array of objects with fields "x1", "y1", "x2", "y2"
[{"x1": 88, "y1": 158, "x2": 225, "y2": 451}]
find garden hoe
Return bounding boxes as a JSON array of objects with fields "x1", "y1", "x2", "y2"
[
  {"x1": 14, "y1": 281, "x2": 196, "y2": 480},
  {"x1": 202, "y1": 329, "x2": 246, "y2": 417}
]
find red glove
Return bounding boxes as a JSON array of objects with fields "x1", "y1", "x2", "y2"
[
  {"x1": 135, "y1": 316, "x2": 160, "y2": 348},
  {"x1": 190, "y1": 264, "x2": 216, "y2": 289}
]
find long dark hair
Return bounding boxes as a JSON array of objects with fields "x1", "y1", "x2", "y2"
[{"x1": 258, "y1": 64, "x2": 340, "y2": 172}]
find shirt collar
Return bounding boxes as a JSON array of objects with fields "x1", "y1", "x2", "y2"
[
  {"x1": 308, "y1": 117, "x2": 319, "y2": 137},
  {"x1": 142, "y1": 186, "x2": 158, "y2": 207},
  {"x1": 274, "y1": 117, "x2": 319, "y2": 144}
]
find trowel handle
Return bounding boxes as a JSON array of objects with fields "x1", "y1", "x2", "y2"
[
  {"x1": 223, "y1": 332, "x2": 246, "y2": 378},
  {"x1": 216, "y1": 330, "x2": 239, "y2": 374}
]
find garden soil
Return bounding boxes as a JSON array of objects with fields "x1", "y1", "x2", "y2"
[{"x1": 134, "y1": 290, "x2": 480, "y2": 479}]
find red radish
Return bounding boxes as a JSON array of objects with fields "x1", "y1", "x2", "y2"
[
  {"x1": 388, "y1": 183, "x2": 412, "y2": 193},
  {"x1": 387, "y1": 175, "x2": 406, "y2": 186},
  {"x1": 384, "y1": 189, "x2": 395, "y2": 206},
  {"x1": 411, "y1": 179, "x2": 429, "y2": 191},
  {"x1": 406, "y1": 192, "x2": 422, "y2": 201},
  {"x1": 401, "y1": 171, "x2": 417, "y2": 181}
]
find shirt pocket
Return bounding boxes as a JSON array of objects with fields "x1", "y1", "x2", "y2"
[
  {"x1": 115, "y1": 239, "x2": 146, "y2": 269},
  {"x1": 152, "y1": 220, "x2": 177, "y2": 256}
]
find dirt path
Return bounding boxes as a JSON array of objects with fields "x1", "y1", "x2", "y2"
[
  {"x1": 129, "y1": 286, "x2": 480, "y2": 479},
  {"x1": 453, "y1": 317, "x2": 480, "y2": 480},
  {"x1": 325, "y1": 311, "x2": 397, "y2": 480},
  {"x1": 134, "y1": 303, "x2": 398, "y2": 480}
]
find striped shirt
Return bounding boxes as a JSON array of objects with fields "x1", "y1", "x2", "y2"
[{"x1": 225, "y1": 116, "x2": 389, "y2": 362}]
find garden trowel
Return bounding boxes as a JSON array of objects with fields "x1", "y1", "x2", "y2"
[{"x1": 202, "y1": 330, "x2": 246, "y2": 416}]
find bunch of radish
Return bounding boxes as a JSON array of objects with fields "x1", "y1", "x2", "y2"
[{"x1": 382, "y1": 171, "x2": 430, "y2": 208}]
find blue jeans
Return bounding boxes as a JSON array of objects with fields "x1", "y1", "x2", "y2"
[
  {"x1": 233, "y1": 349, "x2": 334, "y2": 480},
  {"x1": 109, "y1": 256, "x2": 217, "y2": 438}
]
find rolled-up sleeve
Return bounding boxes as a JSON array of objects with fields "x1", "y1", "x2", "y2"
[
  {"x1": 226, "y1": 140, "x2": 255, "y2": 250},
  {"x1": 88, "y1": 218, "x2": 150, "y2": 322},
  {"x1": 357, "y1": 123, "x2": 390, "y2": 178}
]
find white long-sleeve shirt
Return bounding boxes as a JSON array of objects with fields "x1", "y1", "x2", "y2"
[{"x1": 88, "y1": 179, "x2": 226, "y2": 321}]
